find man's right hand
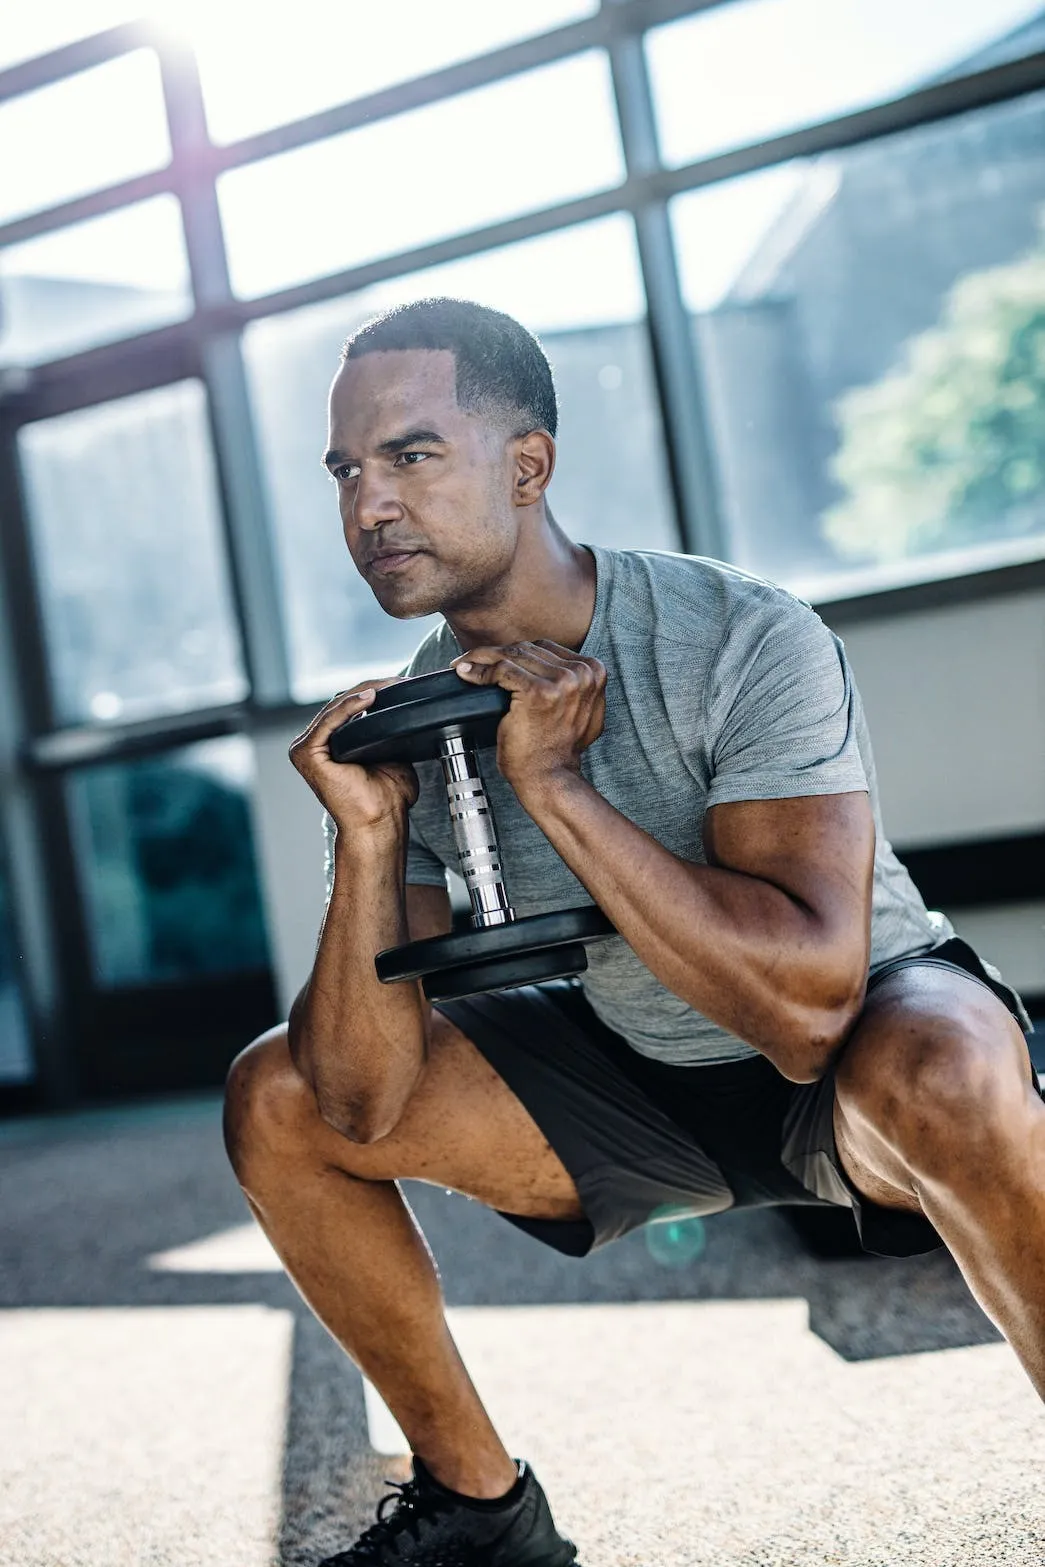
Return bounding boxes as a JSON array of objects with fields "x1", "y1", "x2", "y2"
[{"x1": 289, "y1": 680, "x2": 418, "y2": 832}]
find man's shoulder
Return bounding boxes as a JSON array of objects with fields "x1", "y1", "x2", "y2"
[{"x1": 599, "y1": 546, "x2": 814, "y2": 640}]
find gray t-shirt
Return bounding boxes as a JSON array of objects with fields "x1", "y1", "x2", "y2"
[{"x1": 328, "y1": 546, "x2": 952, "y2": 1065}]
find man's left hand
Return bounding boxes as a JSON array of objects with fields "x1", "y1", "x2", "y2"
[{"x1": 451, "y1": 640, "x2": 606, "y2": 802}]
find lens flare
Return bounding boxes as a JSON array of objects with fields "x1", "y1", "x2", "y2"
[{"x1": 644, "y1": 1205, "x2": 707, "y2": 1267}]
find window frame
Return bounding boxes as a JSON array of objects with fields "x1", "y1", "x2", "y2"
[{"x1": 1, "y1": 0, "x2": 1043, "y2": 1099}]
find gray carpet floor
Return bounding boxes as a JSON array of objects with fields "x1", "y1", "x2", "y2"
[{"x1": 0, "y1": 1093, "x2": 1041, "y2": 1565}]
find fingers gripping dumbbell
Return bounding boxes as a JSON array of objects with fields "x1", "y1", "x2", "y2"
[{"x1": 328, "y1": 669, "x2": 614, "y2": 1001}]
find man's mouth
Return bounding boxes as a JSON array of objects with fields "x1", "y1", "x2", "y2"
[{"x1": 366, "y1": 547, "x2": 424, "y2": 576}]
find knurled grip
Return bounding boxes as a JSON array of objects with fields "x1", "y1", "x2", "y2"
[{"x1": 438, "y1": 736, "x2": 514, "y2": 927}]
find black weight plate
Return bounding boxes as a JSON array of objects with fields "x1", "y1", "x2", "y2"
[
  {"x1": 329, "y1": 669, "x2": 510, "y2": 765},
  {"x1": 375, "y1": 906, "x2": 615, "y2": 984},
  {"x1": 421, "y1": 944, "x2": 589, "y2": 1002}
]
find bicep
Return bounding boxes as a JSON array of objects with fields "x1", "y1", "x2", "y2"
[{"x1": 703, "y1": 792, "x2": 875, "y2": 949}]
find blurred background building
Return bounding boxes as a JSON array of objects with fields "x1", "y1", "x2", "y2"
[{"x1": 1, "y1": 0, "x2": 1043, "y2": 1108}]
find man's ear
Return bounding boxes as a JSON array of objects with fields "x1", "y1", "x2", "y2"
[{"x1": 512, "y1": 429, "x2": 556, "y2": 506}]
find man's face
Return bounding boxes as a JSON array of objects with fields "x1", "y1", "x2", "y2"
[{"x1": 324, "y1": 348, "x2": 520, "y2": 620}]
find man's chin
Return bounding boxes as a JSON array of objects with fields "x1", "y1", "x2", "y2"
[{"x1": 366, "y1": 576, "x2": 444, "y2": 621}]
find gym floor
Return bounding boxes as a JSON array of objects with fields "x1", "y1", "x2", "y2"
[{"x1": 0, "y1": 1092, "x2": 1042, "y2": 1567}]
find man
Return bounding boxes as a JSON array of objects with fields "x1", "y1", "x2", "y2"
[{"x1": 224, "y1": 298, "x2": 1042, "y2": 1566}]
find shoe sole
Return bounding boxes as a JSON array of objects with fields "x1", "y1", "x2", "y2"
[{"x1": 511, "y1": 1539, "x2": 579, "y2": 1567}]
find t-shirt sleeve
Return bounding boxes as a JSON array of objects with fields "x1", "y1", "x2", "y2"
[
  {"x1": 322, "y1": 808, "x2": 448, "y2": 900},
  {"x1": 705, "y1": 600, "x2": 869, "y2": 808},
  {"x1": 405, "y1": 815, "x2": 450, "y2": 888}
]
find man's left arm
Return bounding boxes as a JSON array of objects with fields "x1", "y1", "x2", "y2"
[
  {"x1": 454, "y1": 637, "x2": 875, "y2": 1084},
  {"x1": 519, "y1": 775, "x2": 873, "y2": 1082}
]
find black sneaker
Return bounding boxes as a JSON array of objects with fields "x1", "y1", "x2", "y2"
[{"x1": 317, "y1": 1455, "x2": 578, "y2": 1565}]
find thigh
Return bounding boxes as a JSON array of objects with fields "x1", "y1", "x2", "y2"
[
  {"x1": 257, "y1": 1012, "x2": 586, "y2": 1222},
  {"x1": 832, "y1": 960, "x2": 1036, "y2": 1213}
]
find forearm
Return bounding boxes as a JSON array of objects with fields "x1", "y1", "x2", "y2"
[
  {"x1": 290, "y1": 822, "x2": 428, "y2": 1139},
  {"x1": 520, "y1": 772, "x2": 858, "y2": 1080}
]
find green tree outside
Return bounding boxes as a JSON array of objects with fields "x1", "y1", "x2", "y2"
[
  {"x1": 79, "y1": 756, "x2": 270, "y2": 985},
  {"x1": 824, "y1": 219, "x2": 1045, "y2": 564}
]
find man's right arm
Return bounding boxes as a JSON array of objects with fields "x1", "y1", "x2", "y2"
[{"x1": 284, "y1": 683, "x2": 450, "y2": 1143}]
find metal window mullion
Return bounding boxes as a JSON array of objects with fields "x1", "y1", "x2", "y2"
[
  {"x1": 630, "y1": 206, "x2": 727, "y2": 559},
  {"x1": 4, "y1": 43, "x2": 1041, "y2": 257},
  {"x1": 6, "y1": 49, "x2": 1045, "y2": 362},
  {"x1": 0, "y1": 1, "x2": 706, "y2": 110},
  {"x1": 0, "y1": 169, "x2": 177, "y2": 252},
  {"x1": 198, "y1": 334, "x2": 295, "y2": 707},
  {"x1": 202, "y1": 45, "x2": 1045, "y2": 334},
  {"x1": 15, "y1": 535, "x2": 1045, "y2": 771},
  {"x1": 0, "y1": 428, "x2": 88, "y2": 1102},
  {"x1": 604, "y1": 9, "x2": 726, "y2": 559},
  {"x1": 210, "y1": 0, "x2": 704, "y2": 171},
  {"x1": 159, "y1": 41, "x2": 293, "y2": 709},
  {"x1": 0, "y1": 21, "x2": 158, "y2": 102},
  {"x1": 657, "y1": 48, "x2": 1045, "y2": 199},
  {"x1": 0, "y1": 771, "x2": 78, "y2": 1103},
  {"x1": 225, "y1": 182, "x2": 640, "y2": 324}
]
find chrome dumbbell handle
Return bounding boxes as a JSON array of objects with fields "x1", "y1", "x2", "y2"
[{"x1": 438, "y1": 736, "x2": 515, "y2": 928}]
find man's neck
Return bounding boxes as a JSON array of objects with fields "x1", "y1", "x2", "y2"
[{"x1": 446, "y1": 532, "x2": 597, "y2": 654}]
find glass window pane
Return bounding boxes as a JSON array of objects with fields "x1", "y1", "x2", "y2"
[
  {"x1": 0, "y1": 865, "x2": 33, "y2": 1084},
  {"x1": 0, "y1": 52, "x2": 170, "y2": 225},
  {"x1": 0, "y1": 198, "x2": 191, "y2": 367},
  {"x1": 647, "y1": 0, "x2": 1045, "y2": 169},
  {"x1": 244, "y1": 215, "x2": 677, "y2": 701},
  {"x1": 67, "y1": 738, "x2": 270, "y2": 986},
  {"x1": 191, "y1": 0, "x2": 598, "y2": 144},
  {"x1": 219, "y1": 52, "x2": 624, "y2": 299},
  {"x1": 0, "y1": 3, "x2": 140, "y2": 70},
  {"x1": 18, "y1": 382, "x2": 248, "y2": 725},
  {"x1": 670, "y1": 90, "x2": 1045, "y2": 597}
]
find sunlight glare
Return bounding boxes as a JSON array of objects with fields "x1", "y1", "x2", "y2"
[
  {"x1": 2, "y1": 0, "x2": 1040, "y2": 327},
  {"x1": 143, "y1": 0, "x2": 598, "y2": 144}
]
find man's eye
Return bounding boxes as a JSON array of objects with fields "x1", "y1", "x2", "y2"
[
  {"x1": 333, "y1": 463, "x2": 359, "y2": 482},
  {"x1": 396, "y1": 451, "x2": 429, "y2": 466}
]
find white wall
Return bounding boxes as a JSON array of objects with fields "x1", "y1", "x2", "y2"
[
  {"x1": 249, "y1": 728, "x2": 329, "y2": 1017},
  {"x1": 828, "y1": 590, "x2": 1045, "y2": 846},
  {"x1": 249, "y1": 585, "x2": 1045, "y2": 1015},
  {"x1": 824, "y1": 586, "x2": 1045, "y2": 998}
]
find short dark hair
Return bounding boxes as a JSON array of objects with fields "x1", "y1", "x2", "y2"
[{"x1": 341, "y1": 297, "x2": 558, "y2": 438}]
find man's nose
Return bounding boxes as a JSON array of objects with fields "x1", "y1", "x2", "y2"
[{"x1": 352, "y1": 468, "x2": 403, "y2": 530}]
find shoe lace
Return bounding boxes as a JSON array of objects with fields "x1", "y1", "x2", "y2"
[{"x1": 329, "y1": 1475, "x2": 459, "y2": 1563}]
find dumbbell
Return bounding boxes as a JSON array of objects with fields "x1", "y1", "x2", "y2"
[{"x1": 329, "y1": 668, "x2": 615, "y2": 1002}]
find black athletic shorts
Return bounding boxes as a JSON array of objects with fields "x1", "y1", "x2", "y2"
[{"x1": 436, "y1": 936, "x2": 1037, "y2": 1261}]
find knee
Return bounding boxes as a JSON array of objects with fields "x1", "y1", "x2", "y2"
[
  {"x1": 836, "y1": 1011, "x2": 1010, "y2": 1169},
  {"x1": 223, "y1": 1024, "x2": 318, "y2": 1187}
]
